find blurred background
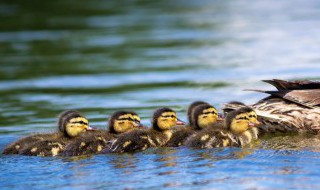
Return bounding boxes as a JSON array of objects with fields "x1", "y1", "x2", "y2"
[{"x1": 1, "y1": 0, "x2": 320, "y2": 189}]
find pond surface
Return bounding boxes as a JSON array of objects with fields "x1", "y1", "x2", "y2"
[{"x1": 0, "y1": 0, "x2": 320, "y2": 189}]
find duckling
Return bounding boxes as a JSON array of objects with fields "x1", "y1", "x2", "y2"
[
  {"x1": 187, "y1": 101, "x2": 210, "y2": 126},
  {"x1": 62, "y1": 111, "x2": 143, "y2": 156},
  {"x1": 166, "y1": 103, "x2": 219, "y2": 147},
  {"x1": 107, "y1": 107, "x2": 185, "y2": 153},
  {"x1": 184, "y1": 107, "x2": 259, "y2": 149},
  {"x1": 18, "y1": 111, "x2": 93, "y2": 156},
  {"x1": 3, "y1": 110, "x2": 81, "y2": 155},
  {"x1": 223, "y1": 79, "x2": 320, "y2": 133}
]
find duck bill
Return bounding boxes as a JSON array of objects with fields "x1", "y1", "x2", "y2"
[
  {"x1": 248, "y1": 122, "x2": 255, "y2": 127},
  {"x1": 255, "y1": 120, "x2": 262, "y2": 126},
  {"x1": 134, "y1": 121, "x2": 146, "y2": 129},
  {"x1": 176, "y1": 119, "x2": 186, "y2": 126},
  {"x1": 86, "y1": 126, "x2": 97, "y2": 131},
  {"x1": 216, "y1": 113, "x2": 224, "y2": 122}
]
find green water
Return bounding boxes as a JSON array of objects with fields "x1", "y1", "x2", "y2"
[{"x1": 1, "y1": 0, "x2": 320, "y2": 189}]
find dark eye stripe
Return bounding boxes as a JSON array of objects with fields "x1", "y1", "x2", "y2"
[
  {"x1": 238, "y1": 117, "x2": 249, "y2": 120},
  {"x1": 162, "y1": 115, "x2": 176, "y2": 118},
  {"x1": 203, "y1": 111, "x2": 217, "y2": 115},
  {"x1": 118, "y1": 118, "x2": 134, "y2": 121},
  {"x1": 71, "y1": 121, "x2": 88, "y2": 125}
]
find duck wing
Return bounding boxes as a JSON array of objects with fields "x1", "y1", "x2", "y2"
[
  {"x1": 247, "y1": 89, "x2": 320, "y2": 108},
  {"x1": 262, "y1": 79, "x2": 320, "y2": 90}
]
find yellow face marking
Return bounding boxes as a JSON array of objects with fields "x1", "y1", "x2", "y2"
[
  {"x1": 248, "y1": 111, "x2": 260, "y2": 125},
  {"x1": 65, "y1": 117, "x2": 89, "y2": 137},
  {"x1": 230, "y1": 113, "x2": 250, "y2": 134},
  {"x1": 80, "y1": 142, "x2": 86, "y2": 147},
  {"x1": 118, "y1": 114, "x2": 133, "y2": 120},
  {"x1": 203, "y1": 108, "x2": 218, "y2": 115},
  {"x1": 158, "y1": 112, "x2": 177, "y2": 130},
  {"x1": 114, "y1": 114, "x2": 140, "y2": 133},
  {"x1": 197, "y1": 108, "x2": 219, "y2": 129},
  {"x1": 132, "y1": 115, "x2": 141, "y2": 122}
]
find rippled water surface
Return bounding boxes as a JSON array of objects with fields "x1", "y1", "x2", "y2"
[{"x1": 1, "y1": 0, "x2": 320, "y2": 189}]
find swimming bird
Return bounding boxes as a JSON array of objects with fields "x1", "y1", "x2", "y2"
[
  {"x1": 2, "y1": 110, "x2": 79, "y2": 154},
  {"x1": 3, "y1": 110, "x2": 93, "y2": 156},
  {"x1": 62, "y1": 111, "x2": 143, "y2": 156},
  {"x1": 223, "y1": 79, "x2": 320, "y2": 133},
  {"x1": 106, "y1": 107, "x2": 185, "y2": 153},
  {"x1": 166, "y1": 103, "x2": 220, "y2": 147},
  {"x1": 184, "y1": 107, "x2": 259, "y2": 149}
]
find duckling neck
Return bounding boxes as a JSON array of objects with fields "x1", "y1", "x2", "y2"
[{"x1": 162, "y1": 130, "x2": 173, "y2": 141}]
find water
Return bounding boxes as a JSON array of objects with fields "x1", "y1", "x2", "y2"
[{"x1": 0, "y1": 0, "x2": 320, "y2": 189}]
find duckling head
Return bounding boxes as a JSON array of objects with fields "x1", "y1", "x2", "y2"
[
  {"x1": 61, "y1": 112, "x2": 91, "y2": 137},
  {"x1": 247, "y1": 109, "x2": 261, "y2": 126},
  {"x1": 187, "y1": 101, "x2": 210, "y2": 126},
  {"x1": 109, "y1": 111, "x2": 143, "y2": 134},
  {"x1": 192, "y1": 104, "x2": 219, "y2": 129},
  {"x1": 152, "y1": 107, "x2": 185, "y2": 131},
  {"x1": 222, "y1": 101, "x2": 245, "y2": 117},
  {"x1": 57, "y1": 110, "x2": 80, "y2": 132},
  {"x1": 226, "y1": 107, "x2": 254, "y2": 134}
]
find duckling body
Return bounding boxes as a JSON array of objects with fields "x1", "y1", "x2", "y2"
[
  {"x1": 2, "y1": 110, "x2": 81, "y2": 155},
  {"x1": 3, "y1": 133, "x2": 60, "y2": 155},
  {"x1": 4, "y1": 111, "x2": 92, "y2": 156},
  {"x1": 166, "y1": 103, "x2": 219, "y2": 147},
  {"x1": 108, "y1": 128, "x2": 172, "y2": 153},
  {"x1": 62, "y1": 111, "x2": 142, "y2": 156},
  {"x1": 108, "y1": 108, "x2": 185, "y2": 153},
  {"x1": 224, "y1": 79, "x2": 320, "y2": 133},
  {"x1": 18, "y1": 135, "x2": 69, "y2": 156},
  {"x1": 184, "y1": 107, "x2": 259, "y2": 149}
]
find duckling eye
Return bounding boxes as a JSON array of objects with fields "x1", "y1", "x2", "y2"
[
  {"x1": 249, "y1": 115, "x2": 257, "y2": 118},
  {"x1": 238, "y1": 117, "x2": 249, "y2": 120}
]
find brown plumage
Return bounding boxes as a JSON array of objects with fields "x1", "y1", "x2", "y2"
[{"x1": 223, "y1": 79, "x2": 320, "y2": 133}]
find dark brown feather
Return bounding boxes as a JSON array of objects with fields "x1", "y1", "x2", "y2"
[
  {"x1": 247, "y1": 89, "x2": 320, "y2": 108},
  {"x1": 262, "y1": 79, "x2": 320, "y2": 90}
]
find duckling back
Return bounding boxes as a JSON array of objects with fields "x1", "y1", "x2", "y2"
[
  {"x1": 107, "y1": 129, "x2": 170, "y2": 153},
  {"x1": 18, "y1": 134, "x2": 68, "y2": 156},
  {"x1": 184, "y1": 127, "x2": 237, "y2": 149},
  {"x1": 2, "y1": 133, "x2": 60, "y2": 155},
  {"x1": 62, "y1": 130, "x2": 115, "y2": 156}
]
